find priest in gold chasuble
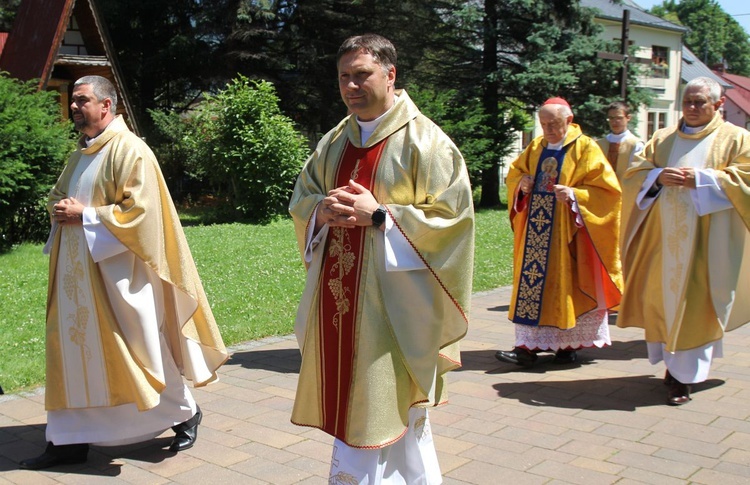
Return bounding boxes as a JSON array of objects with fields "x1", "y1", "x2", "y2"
[
  {"x1": 20, "y1": 76, "x2": 228, "y2": 471},
  {"x1": 289, "y1": 35, "x2": 474, "y2": 485},
  {"x1": 495, "y1": 97, "x2": 623, "y2": 368},
  {"x1": 618, "y1": 77, "x2": 750, "y2": 406}
]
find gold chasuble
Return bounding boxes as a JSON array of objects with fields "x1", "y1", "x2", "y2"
[
  {"x1": 289, "y1": 90, "x2": 474, "y2": 448},
  {"x1": 507, "y1": 124, "x2": 623, "y2": 330},
  {"x1": 597, "y1": 133, "x2": 641, "y2": 181},
  {"x1": 44, "y1": 116, "x2": 228, "y2": 412},
  {"x1": 619, "y1": 113, "x2": 750, "y2": 351}
]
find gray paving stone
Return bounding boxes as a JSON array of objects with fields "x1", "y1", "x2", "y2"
[{"x1": 1, "y1": 286, "x2": 749, "y2": 484}]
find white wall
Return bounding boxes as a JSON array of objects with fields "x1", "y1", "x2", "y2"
[
  {"x1": 597, "y1": 20, "x2": 683, "y2": 141},
  {"x1": 722, "y1": 98, "x2": 750, "y2": 130}
]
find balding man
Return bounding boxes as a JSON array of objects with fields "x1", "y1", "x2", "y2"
[
  {"x1": 618, "y1": 77, "x2": 750, "y2": 406},
  {"x1": 496, "y1": 97, "x2": 623, "y2": 367}
]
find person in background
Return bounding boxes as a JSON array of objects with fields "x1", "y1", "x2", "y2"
[
  {"x1": 19, "y1": 75, "x2": 228, "y2": 470},
  {"x1": 596, "y1": 101, "x2": 644, "y2": 181},
  {"x1": 495, "y1": 97, "x2": 623, "y2": 367},
  {"x1": 618, "y1": 76, "x2": 750, "y2": 406},
  {"x1": 289, "y1": 34, "x2": 474, "y2": 484}
]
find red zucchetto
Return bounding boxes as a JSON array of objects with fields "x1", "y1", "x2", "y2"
[{"x1": 542, "y1": 97, "x2": 571, "y2": 108}]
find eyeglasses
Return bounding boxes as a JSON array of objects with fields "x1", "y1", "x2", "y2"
[
  {"x1": 682, "y1": 99, "x2": 710, "y2": 108},
  {"x1": 607, "y1": 116, "x2": 626, "y2": 121}
]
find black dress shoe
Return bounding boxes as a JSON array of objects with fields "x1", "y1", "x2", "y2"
[
  {"x1": 553, "y1": 349, "x2": 577, "y2": 364},
  {"x1": 169, "y1": 406, "x2": 202, "y2": 451},
  {"x1": 495, "y1": 347, "x2": 538, "y2": 366},
  {"x1": 19, "y1": 442, "x2": 89, "y2": 470},
  {"x1": 664, "y1": 370, "x2": 676, "y2": 386},
  {"x1": 667, "y1": 380, "x2": 692, "y2": 406}
]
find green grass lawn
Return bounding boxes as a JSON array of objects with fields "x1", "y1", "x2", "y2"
[{"x1": 0, "y1": 209, "x2": 513, "y2": 394}]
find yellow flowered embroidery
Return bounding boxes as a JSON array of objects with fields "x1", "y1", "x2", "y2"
[{"x1": 328, "y1": 227, "x2": 355, "y2": 330}]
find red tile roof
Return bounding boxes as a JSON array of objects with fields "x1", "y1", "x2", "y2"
[
  {"x1": 0, "y1": 32, "x2": 8, "y2": 57},
  {"x1": 0, "y1": 0, "x2": 73, "y2": 88},
  {"x1": 0, "y1": 0, "x2": 140, "y2": 134},
  {"x1": 713, "y1": 70, "x2": 750, "y2": 118}
]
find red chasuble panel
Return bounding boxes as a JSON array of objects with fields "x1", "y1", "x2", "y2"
[{"x1": 317, "y1": 139, "x2": 387, "y2": 437}]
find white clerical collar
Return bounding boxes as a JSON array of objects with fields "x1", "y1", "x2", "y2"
[
  {"x1": 606, "y1": 130, "x2": 632, "y2": 143},
  {"x1": 84, "y1": 119, "x2": 116, "y2": 147},
  {"x1": 546, "y1": 129, "x2": 569, "y2": 151},
  {"x1": 357, "y1": 97, "x2": 397, "y2": 144},
  {"x1": 681, "y1": 122, "x2": 706, "y2": 134}
]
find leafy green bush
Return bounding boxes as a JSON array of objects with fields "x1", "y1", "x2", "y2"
[
  {"x1": 148, "y1": 108, "x2": 206, "y2": 202},
  {"x1": 152, "y1": 76, "x2": 309, "y2": 223},
  {"x1": 0, "y1": 73, "x2": 76, "y2": 252}
]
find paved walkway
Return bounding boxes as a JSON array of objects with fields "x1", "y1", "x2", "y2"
[{"x1": 1, "y1": 287, "x2": 750, "y2": 484}]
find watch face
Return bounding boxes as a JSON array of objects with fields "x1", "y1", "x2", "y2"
[{"x1": 372, "y1": 207, "x2": 386, "y2": 226}]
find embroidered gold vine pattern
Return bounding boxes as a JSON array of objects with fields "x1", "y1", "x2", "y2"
[
  {"x1": 414, "y1": 413, "x2": 429, "y2": 441},
  {"x1": 350, "y1": 159, "x2": 361, "y2": 181},
  {"x1": 664, "y1": 189, "x2": 689, "y2": 296},
  {"x1": 327, "y1": 227, "x2": 356, "y2": 331},
  {"x1": 62, "y1": 226, "x2": 92, "y2": 401},
  {"x1": 329, "y1": 472, "x2": 358, "y2": 485}
]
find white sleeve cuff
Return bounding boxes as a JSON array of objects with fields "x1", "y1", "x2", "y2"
[
  {"x1": 384, "y1": 215, "x2": 426, "y2": 272},
  {"x1": 691, "y1": 169, "x2": 733, "y2": 216},
  {"x1": 82, "y1": 207, "x2": 129, "y2": 263},
  {"x1": 304, "y1": 207, "x2": 328, "y2": 264}
]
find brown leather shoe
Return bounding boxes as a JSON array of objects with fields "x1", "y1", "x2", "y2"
[{"x1": 667, "y1": 379, "x2": 691, "y2": 406}]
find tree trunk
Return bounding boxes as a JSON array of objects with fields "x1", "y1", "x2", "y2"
[{"x1": 479, "y1": 0, "x2": 500, "y2": 208}]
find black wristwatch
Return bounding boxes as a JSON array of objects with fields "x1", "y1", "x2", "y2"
[{"x1": 371, "y1": 205, "x2": 387, "y2": 228}]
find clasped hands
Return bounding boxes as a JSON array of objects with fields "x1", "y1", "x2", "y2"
[
  {"x1": 53, "y1": 197, "x2": 85, "y2": 225},
  {"x1": 316, "y1": 179, "x2": 381, "y2": 230},
  {"x1": 519, "y1": 175, "x2": 574, "y2": 204},
  {"x1": 656, "y1": 167, "x2": 696, "y2": 189}
]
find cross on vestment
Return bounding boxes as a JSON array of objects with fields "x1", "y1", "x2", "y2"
[{"x1": 596, "y1": 9, "x2": 652, "y2": 100}]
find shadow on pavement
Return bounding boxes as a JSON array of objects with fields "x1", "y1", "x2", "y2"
[
  {"x1": 487, "y1": 304, "x2": 509, "y2": 312},
  {"x1": 458, "y1": 339, "x2": 649, "y2": 373},
  {"x1": 0, "y1": 429, "x2": 178, "y2": 474},
  {"x1": 491, "y1": 375, "x2": 725, "y2": 411},
  {"x1": 225, "y1": 348, "x2": 301, "y2": 373}
]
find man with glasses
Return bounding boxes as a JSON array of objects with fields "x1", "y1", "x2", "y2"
[
  {"x1": 495, "y1": 97, "x2": 623, "y2": 367},
  {"x1": 618, "y1": 76, "x2": 750, "y2": 406}
]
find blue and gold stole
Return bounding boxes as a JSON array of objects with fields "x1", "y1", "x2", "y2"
[{"x1": 512, "y1": 146, "x2": 568, "y2": 326}]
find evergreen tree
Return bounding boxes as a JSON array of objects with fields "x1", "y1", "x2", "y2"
[
  {"x1": 0, "y1": 74, "x2": 75, "y2": 251},
  {"x1": 0, "y1": 0, "x2": 21, "y2": 31},
  {"x1": 461, "y1": 0, "x2": 652, "y2": 207},
  {"x1": 97, "y1": 0, "x2": 231, "y2": 127}
]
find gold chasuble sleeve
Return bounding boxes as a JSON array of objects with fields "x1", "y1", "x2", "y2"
[
  {"x1": 619, "y1": 113, "x2": 750, "y2": 350},
  {"x1": 45, "y1": 116, "x2": 228, "y2": 412},
  {"x1": 507, "y1": 124, "x2": 623, "y2": 330},
  {"x1": 288, "y1": 90, "x2": 474, "y2": 448}
]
